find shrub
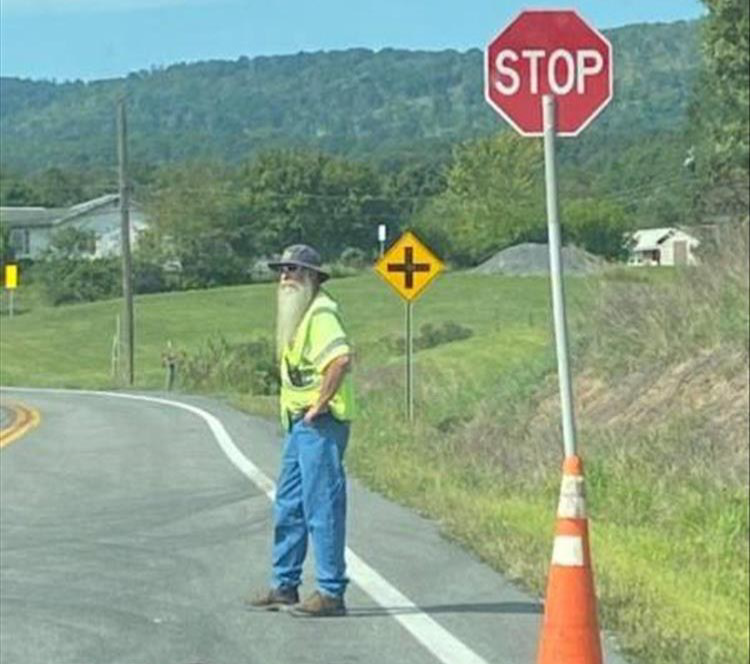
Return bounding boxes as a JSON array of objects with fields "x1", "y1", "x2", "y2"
[
  {"x1": 415, "y1": 321, "x2": 473, "y2": 350},
  {"x1": 582, "y1": 222, "x2": 749, "y2": 373},
  {"x1": 133, "y1": 259, "x2": 169, "y2": 294},
  {"x1": 380, "y1": 320, "x2": 473, "y2": 355},
  {"x1": 249, "y1": 257, "x2": 276, "y2": 283},
  {"x1": 34, "y1": 257, "x2": 121, "y2": 305},
  {"x1": 179, "y1": 335, "x2": 279, "y2": 395},
  {"x1": 339, "y1": 246, "x2": 367, "y2": 269}
]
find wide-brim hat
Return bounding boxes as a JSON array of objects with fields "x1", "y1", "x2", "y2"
[{"x1": 268, "y1": 244, "x2": 330, "y2": 282}]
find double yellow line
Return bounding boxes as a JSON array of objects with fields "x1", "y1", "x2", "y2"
[{"x1": 0, "y1": 402, "x2": 41, "y2": 449}]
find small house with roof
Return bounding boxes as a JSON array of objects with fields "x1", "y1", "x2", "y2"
[
  {"x1": 627, "y1": 227, "x2": 700, "y2": 267},
  {"x1": 0, "y1": 194, "x2": 148, "y2": 260}
]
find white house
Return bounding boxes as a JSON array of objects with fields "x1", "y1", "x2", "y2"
[
  {"x1": 0, "y1": 194, "x2": 148, "y2": 260},
  {"x1": 627, "y1": 227, "x2": 700, "y2": 267}
]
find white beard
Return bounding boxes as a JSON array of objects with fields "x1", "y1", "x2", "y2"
[{"x1": 276, "y1": 275, "x2": 315, "y2": 359}]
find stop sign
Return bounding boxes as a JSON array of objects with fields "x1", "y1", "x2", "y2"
[{"x1": 485, "y1": 10, "x2": 613, "y2": 136}]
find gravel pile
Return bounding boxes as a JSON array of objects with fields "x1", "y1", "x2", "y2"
[{"x1": 472, "y1": 242, "x2": 605, "y2": 276}]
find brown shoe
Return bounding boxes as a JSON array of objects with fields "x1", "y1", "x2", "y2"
[
  {"x1": 244, "y1": 587, "x2": 299, "y2": 611},
  {"x1": 289, "y1": 590, "x2": 346, "y2": 617}
]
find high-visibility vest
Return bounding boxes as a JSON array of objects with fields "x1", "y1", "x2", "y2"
[{"x1": 279, "y1": 292, "x2": 355, "y2": 428}]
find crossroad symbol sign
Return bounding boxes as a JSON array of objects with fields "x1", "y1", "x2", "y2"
[{"x1": 375, "y1": 231, "x2": 443, "y2": 301}]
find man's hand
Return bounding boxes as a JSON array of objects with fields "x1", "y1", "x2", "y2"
[
  {"x1": 303, "y1": 403, "x2": 328, "y2": 424},
  {"x1": 302, "y1": 354, "x2": 351, "y2": 424}
]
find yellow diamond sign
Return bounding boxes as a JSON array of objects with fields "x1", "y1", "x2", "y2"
[{"x1": 375, "y1": 231, "x2": 444, "y2": 301}]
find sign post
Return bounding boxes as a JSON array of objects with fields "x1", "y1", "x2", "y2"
[
  {"x1": 4, "y1": 264, "x2": 18, "y2": 319},
  {"x1": 405, "y1": 299, "x2": 413, "y2": 421},
  {"x1": 377, "y1": 224, "x2": 387, "y2": 258},
  {"x1": 485, "y1": 11, "x2": 613, "y2": 662},
  {"x1": 542, "y1": 94, "x2": 577, "y2": 457},
  {"x1": 375, "y1": 231, "x2": 444, "y2": 422},
  {"x1": 484, "y1": 8, "x2": 613, "y2": 454}
]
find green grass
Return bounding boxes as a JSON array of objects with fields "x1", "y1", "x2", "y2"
[{"x1": 1, "y1": 268, "x2": 747, "y2": 664}]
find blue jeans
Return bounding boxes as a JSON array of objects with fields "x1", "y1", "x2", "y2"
[{"x1": 271, "y1": 413, "x2": 350, "y2": 597}]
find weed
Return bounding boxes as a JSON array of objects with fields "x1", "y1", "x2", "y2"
[
  {"x1": 581, "y1": 222, "x2": 749, "y2": 374},
  {"x1": 378, "y1": 320, "x2": 473, "y2": 355},
  {"x1": 180, "y1": 335, "x2": 279, "y2": 395}
]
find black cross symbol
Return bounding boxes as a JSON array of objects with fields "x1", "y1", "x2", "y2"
[{"x1": 387, "y1": 246, "x2": 430, "y2": 289}]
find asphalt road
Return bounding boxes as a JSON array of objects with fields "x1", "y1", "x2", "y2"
[
  {"x1": 0, "y1": 388, "x2": 627, "y2": 664},
  {"x1": 0, "y1": 405, "x2": 12, "y2": 431}
]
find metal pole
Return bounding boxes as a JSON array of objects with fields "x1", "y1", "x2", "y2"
[
  {"x1": 117, "y1": 98, "x2": 135, "y2": 386},
  {"x1": 405, "y1": 300, "x2": 414, "y2": 422},
  {"x1": 543, "y1": 95, "x2": 577, "y2": 458},
  {"x1": 8, "y1": 290, "x2": 14, "y2": 319}
]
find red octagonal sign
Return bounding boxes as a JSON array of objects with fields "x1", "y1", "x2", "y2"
[{"x1": 485, "y1": 10, "x2": 613, "y2": 136}]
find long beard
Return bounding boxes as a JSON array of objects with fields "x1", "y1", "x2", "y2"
[{"x1": 276, "y1": 277, "x2": 315, "y2": 359}]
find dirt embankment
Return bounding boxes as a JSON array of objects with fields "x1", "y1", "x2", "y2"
[{"x1": 532, "y1": 348, "x2": 749, "y2": 486}]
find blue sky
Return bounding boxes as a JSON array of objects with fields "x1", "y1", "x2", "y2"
[{"x1": 1, "y1": 0, "x2": 706, "y2": 82}]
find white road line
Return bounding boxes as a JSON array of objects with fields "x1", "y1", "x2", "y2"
[{"x1": 1, "y1": 387, "x2": 492, "y2": 664}]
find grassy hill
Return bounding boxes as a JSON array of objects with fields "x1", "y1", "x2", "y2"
[
  {"x1": 1, "y1": 225, "x2": 748, "y2": 664},
  {"x1": 0, "y1": 20, "x2": 700, "y2": 172}
]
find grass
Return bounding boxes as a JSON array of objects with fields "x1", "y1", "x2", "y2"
[{"x1": 1, "y1": 259, "x2": 747, "y2": 664}]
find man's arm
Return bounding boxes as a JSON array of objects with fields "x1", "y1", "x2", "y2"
[{"x1": 303, "y1": 353, "x2": 352, "y2": 423}]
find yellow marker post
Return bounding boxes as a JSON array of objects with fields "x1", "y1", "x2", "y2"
[
  {"x1": 374, "y1": 231, "x2": 444, "y2": 422},
  {"x1": 4, "y1": 264, "x2": 19, "y2": 318}
]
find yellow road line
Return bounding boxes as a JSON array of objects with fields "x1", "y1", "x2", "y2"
[{"x1": 0, "y1": 402, "x2": 41, "y2": 449}]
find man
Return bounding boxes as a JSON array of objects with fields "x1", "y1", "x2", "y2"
[{"x1": 248, "y1": 244, "x2": 355, "y2": 617}]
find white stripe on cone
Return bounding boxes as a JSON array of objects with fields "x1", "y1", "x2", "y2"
[
  {"x1": 551, "y1": 535, "x2": 585, "y2": 567},
  {"x1": 557, "y1": 474, "x2": 586, "y2": 519}
]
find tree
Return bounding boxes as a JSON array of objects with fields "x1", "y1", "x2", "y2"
[
  {"x1": 0, "y1": 170, "x2": 36, "y2": 206},
  {"x1": 691, "y1": 0, "x2": 749, "y2": 217},
  {"x1": 234, "y1": 150, "x2": 396, "y2": 260},
  {"x1": 145, "y1": 161, "x2": 247, "y2": 288},
  {"x1": 701, "y1": 0, "x2": 749, "y2": 170},
  {"x1": 34, "y1": 228, "x2": 120, "y2": 305},
  {"x1": 413, "y1": 133, "x2": 545, "y2": 266},
  {"x1": 30, "y1": 168, "x2": 86, "y2": 207},
  {"x1": 562, "y1": 198, "x2": 632, "y2": 260}
]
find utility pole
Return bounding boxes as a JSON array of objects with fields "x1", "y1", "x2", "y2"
[{"x1": 117, "y1": 97, "x2": 135, "y2": 386}]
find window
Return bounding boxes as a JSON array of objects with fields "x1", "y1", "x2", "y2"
[{"x1": 9, "y1": 229, "x2": 30, "y2": 255}]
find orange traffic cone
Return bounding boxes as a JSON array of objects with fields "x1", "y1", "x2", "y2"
[{"x1": 537, "y1": 455, "x2": 603, "y2": 664}]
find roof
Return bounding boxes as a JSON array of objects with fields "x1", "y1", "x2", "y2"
[
  {"x1": 0, "y1": 194, "x2": 131, "y2": 229},
  {"x1": 630, "y1": 227, "x2": 698, "y2": 252},
  {"x1": 0, "y1": 207, "x2": 69, "y2": 228},
  {"x1": 58, "y1": 194, "x2": 120, "y2": 223}
]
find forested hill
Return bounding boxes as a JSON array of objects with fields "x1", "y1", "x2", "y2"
[{"x1": 0, "y1": 19, "x2": 699, "y2": 172}]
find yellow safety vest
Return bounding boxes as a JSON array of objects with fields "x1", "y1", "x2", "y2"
[{"x1": 280, "y1": 292, "x2": 355, "y2": 428}]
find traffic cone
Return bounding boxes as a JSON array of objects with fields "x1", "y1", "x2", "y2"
[{"x1": 537, "y1": 455, "x2": 603, "y2": 664}]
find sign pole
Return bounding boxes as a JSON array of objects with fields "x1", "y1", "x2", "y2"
[
  {"x1": 405, "y1": 300, "x2": 414, "y2": 422},
  {"x1": 374, "y1": 230, "x2": 443, "y2": 424},
  {"x1": 8, "y1": 289, "x2": 14, "y2": 319},
  {"x1": 543, "y1": 94, "x2": 577, "y2": 459}
]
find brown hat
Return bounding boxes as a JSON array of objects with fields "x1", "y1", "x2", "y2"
[{"x1": 268, "y1": 244, "x2": 330, "y2": 282}]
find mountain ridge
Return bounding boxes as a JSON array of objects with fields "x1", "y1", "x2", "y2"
[{"x1": 0, "y1": 19, "x2": 701, "y2": 172}]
